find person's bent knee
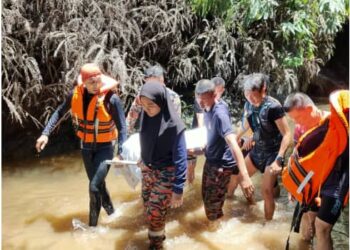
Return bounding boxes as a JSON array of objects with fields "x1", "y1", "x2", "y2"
[
  {"x1": 89, "y1": 182, "x2": 100, "y2": 193},
  {"x1": 315, "y1": 217, "x2": 332, "y2": 237}
]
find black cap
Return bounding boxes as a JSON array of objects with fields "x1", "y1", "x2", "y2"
[{"x1": 144, "y1": 65, "x2": 165, "y2": 78}]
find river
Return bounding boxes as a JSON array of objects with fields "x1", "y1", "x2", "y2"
[
  {"x1": 2, "y1": 103, "x2": 349, "y2": 250},
  {"x1": 3, "y1": 152, "x2": 348, "y2": 250}
]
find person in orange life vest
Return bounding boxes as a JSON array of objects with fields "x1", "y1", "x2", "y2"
[
  {"x1": 35, "y1": 63, "x2": 127, "y2": 227},
  {"x1": 229, "y1": 73, "x2": 291, "y2": 221},
  {"x1": 283, "y1": 92, "x2": 348, "y2": 250}
]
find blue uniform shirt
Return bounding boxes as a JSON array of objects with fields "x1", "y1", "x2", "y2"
[{"x1": 204, "y1": 101, "x2": 236, "y2": 167}]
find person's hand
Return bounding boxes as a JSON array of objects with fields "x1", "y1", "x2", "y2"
[
  {"x1": 135, "y1": 95, "x2": 141, "y2": 105},
  {"x1": 187, "y1": 147, "x2": 204, "y2": 156},
  {"x1": 288, "y1": 192, "x2": 296, "y2": 203},
  {"x1": 187, "y1": 159, "x2": 196, "y2": 184},
  {"x1": 240, "y1": 174, "x2": 255, "y2": 199},
  {"x1": 269, "y1": 161, "x2": 282, "y2": 176},
  {"x1": 170, "y1": 192, "x2": 183, "y2": 208},
  {"x1": 111, "y1": 155, "x2": 124, "y2": 168},
  {"x1": 241, "y1": 137, "x2": 254, "y2": 151},
  {"x1": 137, "y1": 159, "x2": 150, "y2": 171},
  {"x1": 112, "y1": 155, "x2": 123, "y2": 161},
  {"x1": 35, "y1": 135, "x2": 49, "y2": 153}
]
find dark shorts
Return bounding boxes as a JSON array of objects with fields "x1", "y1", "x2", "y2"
[
  {"x1": 231, "y1": 164, "x2": 239, "y2": 175},
  {"x1": 202, "y1": 161, "x2": 232, "y2": 220},
  {"x1": 249, "y1": 146, "x2": 278, "y2": 173},
  {"x1": 310, "y1": 195, "x2": 344, "y2": 225}
]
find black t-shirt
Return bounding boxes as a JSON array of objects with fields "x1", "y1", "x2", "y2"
[{"x1": 267, "y1": 105, "x2": 285, "y2": 123}]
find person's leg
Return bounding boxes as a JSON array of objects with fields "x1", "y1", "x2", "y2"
[
  {"x1": 100, "y1": 182, "x2": 114, "y2": 215},
  {"x1": 147, "y1": 166, "x2": 175, "y2": 250},
  {"x1": 81, "y1": 148, "x2": 100, "y2": 226},
  {"x1": 142, "y1": 167, "x2": 155, "y2": 212},
  {"x1": 227, "y1": 147, "x2": 253, "y2": 198},
  {"x1": 237, "y1": 154, "x2": 258, "y2": 203},
  {"x1": 226, "y1": 165, "x2": 240, "y2": 198},
  {"x1": 261, "y1": 165, "x2": 278, "y2": 220},
  {"x1": 314, "y1": 196, "x2": 342, "y2": 250},
  {"x1": 300, "y1": 211, "x2": 317, "y2": 242},
  {"x1": 94, "y1": 146, "x2": 114, "y2": 212},
  {"x1": 202, "y1": 162, "x2": 232, "y2": 223},
  {"x1": 81, "y1": 148, "x2": 95, "y2": 181},
  {"x1": 89, "y1": 145, "x2": 114, "y2": 226},
  {"x1": 186, "y1": 158, "x2": 197, "y2": 184},
  {"x1": 228, "y1": 154, "x2": 258, "y2": 198},
  {"x1": 315, "y1": 218, "x2": 333, "y2": 250},
  {"x1": 273, "y1": 179, "x2": 280, "y2": 198},
  {"x1": 226, "y1": 175, "x2": 239, "y2": 198}
]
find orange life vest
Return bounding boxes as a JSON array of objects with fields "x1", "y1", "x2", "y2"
[
  {"x1": 282, "y1": 90, "x2": 349, "y2": 205},
  {"x1": 71, "y1": 81, "x2": 118, "y2": 143}
]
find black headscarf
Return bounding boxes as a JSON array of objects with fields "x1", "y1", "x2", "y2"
[{"x1": 139, "y1": 82, "x2": 185, "y2": 167}]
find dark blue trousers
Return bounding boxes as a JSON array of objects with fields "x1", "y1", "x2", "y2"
[{"x1": 81, "y1": 142, "x2": 114, "y2": 226}]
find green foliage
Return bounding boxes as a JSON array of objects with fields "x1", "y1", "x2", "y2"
[
  {"x1": 2, "y1": 0, "x2": 347, "y2": 130},
  {"x1": 190, "y1": 0, "x2": 232, "y2": 18},
  {"x1": 2, "y1": 0, "x2": 236, "y2": 127},
  {"x1": 190, "y1": 0, "x2": 348, "y2": 93}
]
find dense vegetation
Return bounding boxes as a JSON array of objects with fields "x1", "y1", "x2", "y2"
[{"x1": 2, "y1": 0, "x2": 348, "y2": 130}]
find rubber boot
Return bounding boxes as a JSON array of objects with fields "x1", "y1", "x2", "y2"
[
  {"x1": 149, "y1": 235, "x2": 165, "y2": 250},
  {"x1": 89, "y1": 191, "x2": 101, "y2": 227},
  {"x1": 101, "y1": 183, "x2": 114, "y2": 215}
]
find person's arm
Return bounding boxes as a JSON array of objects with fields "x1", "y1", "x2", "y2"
[
  {"x1": 42, "y1": 94, "x2": 72, "y2": 136},
  {"x1": 225, "y1": 133, "x2": 254, "y2": 198},
  {"x1": 196, "y1": 113, "x2": 204, "y2": 128},
  {"x1": 216, "y1": 113, "x2": 254, "y2": 198},
  {"x1": 236, "y1": 115, "x2": 250, "y2": 141},
  {"x1": 109, "y1": 94, "x2": 127, "y2": 156},
  {"x1": 269, "y1": 106, "x2": 292, "y2": 174},
  {"x1": 193, "y1": 99, "x2": 204, "y2": 128},
  {"x1": 126, "y1": 97, "x2": 142, "y2": 135},
  {"x1": 172, "y1": 131, "x2": 187, "y2": 194},
  {"x1": 100, "y1": 75, "x2": 119, "y2": 93},
  {"x1": 36, "y1": 93, "x2": 72, "y2": 152},
  {"x1": 171, "y1": 131, "x2": 187, "y2": 208},
  {"x1": 275, "y1": 116, "x2": 291, "y2": 158}
]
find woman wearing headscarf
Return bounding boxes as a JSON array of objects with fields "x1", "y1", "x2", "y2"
[
  {"x1": 138, "y1": 82, "x2": 187, "y2": 250},
  {"x1": 35, "y1": 63, "x2": 127, "y2": 227}
]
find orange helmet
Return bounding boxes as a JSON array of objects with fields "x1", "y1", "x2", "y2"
[{"x1": 80, "y1": 63, "x2": 102, "y2": 83}]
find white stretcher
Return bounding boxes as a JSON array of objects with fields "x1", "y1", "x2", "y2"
[{"x1": 107, "y1": 127, "x2": 207, "y2": 189}]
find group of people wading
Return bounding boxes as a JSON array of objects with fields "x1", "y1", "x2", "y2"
[{"x1": 36, "y1": 63, "x2": 349, "y2": 250}]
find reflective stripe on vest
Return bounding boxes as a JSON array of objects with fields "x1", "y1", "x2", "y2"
[{"x1": 282, "y1": 90, "x2": 349, "y2": 205}]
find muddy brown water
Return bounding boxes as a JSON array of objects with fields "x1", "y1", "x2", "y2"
[
  {"x1": 3, "y1": 152, "x2": 348, "y2": 250},
  {"x1": 2, "y1": 104, "x2": 348, "y2": 250}
]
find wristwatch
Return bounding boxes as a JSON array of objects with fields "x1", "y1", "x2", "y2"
[{"x1": 275, "y1": 155, "x2": 285, "y2": 168}]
